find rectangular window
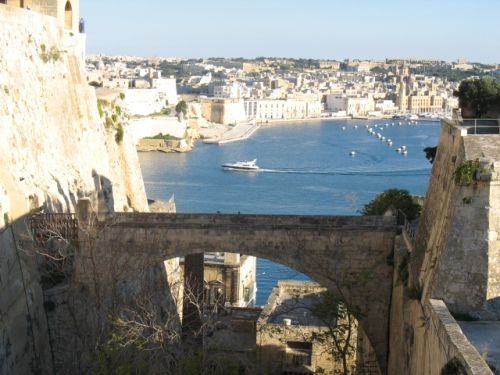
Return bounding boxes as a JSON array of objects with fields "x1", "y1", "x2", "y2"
[{"x1": 286, "y1": 341, "x2": 312, "y2": 367}]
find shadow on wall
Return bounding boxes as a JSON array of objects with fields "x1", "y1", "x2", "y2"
[
  {"x1": 2, "y1": 213, "x2": 183, "y2": 374},
  {"x1": 92, "y1": 169, "x2": 114, "y2": 213},
  {"x1": 38, "y1": 170, "x2": 117, "y2": 214},
  {"x1": 0, "y1": 216, "x2": 54, "y2": 374}
]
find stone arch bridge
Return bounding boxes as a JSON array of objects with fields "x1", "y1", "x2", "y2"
[{"x1": 70, "y1": 210, "x2": 398, "y2": 373}]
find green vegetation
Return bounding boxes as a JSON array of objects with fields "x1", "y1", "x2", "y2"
[
  {"x1": 175, "y1": 101, "x2": 188, "y2": 116},
  {"x1": 413, "y1": 64, "x2": 498, "y2": 82},
  {"x1": 370, "y1": 66, "x2": 390, "y2": 75},
  {"x1": 89, "y1": 81, "x2": 102, "y2": 88},
  {"x1": 310, "y1": 292, "x2": 358, "y2": 375},
  {"x1": 105, "y1": 116, "x2": 113, "y2": 129},
  {"x1": 119, "y1": 92, "x2": 126, "y2": 100},
  {"x1": 144, "y1": 133, "x2": 180, "y2": 141},
  {"x1": 454, "y1": 159, "x2": 480, "y2": 185},
  {"x1": 115, "y1": 124, "x2": 124, "y2": 145},
  {"x1": 441, "y1": 357, "x2": 467, "y2": 375},
  {"x1": 361, "y1": 188, "x2": 421, "y2": 221},
  {"x1": 456, "y1": 77, "x2": 500, "y2": 118},
  {"x1": 423, "y1": 146, "x2": 438, "y2": 164},
  {"x1": 3, "y1": 212, "x2": 9, "y2": 226},
  {"x1": 40, "y1": 44, "x2": 61, "y2": 63},
  {"x1": 159, "y1": 60, "x2": 190, "y2": 79},
  {"x1": 111, "y1": 113, "x2": 118, "y2": 123},
  {"x1": 462, "y1": 196, "x2": 473, "y2": 204},
  {"x1": 97, "y1": 99, "x2": 107, "y2": 118},
  {"x1": 151, "y1": 107, "x2": 171, "y2": 117},
  {"x1": 3, "y1": 86, "x2": 9, "y2": 95}
]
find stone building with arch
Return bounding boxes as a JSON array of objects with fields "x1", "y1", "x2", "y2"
[{"x1": 0, "y1": 0, "x2": 80, "y2": 33}]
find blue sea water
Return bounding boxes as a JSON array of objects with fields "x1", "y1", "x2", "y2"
[{"x1": 138, "y1": 119, "x2": 441, "y2": 305}]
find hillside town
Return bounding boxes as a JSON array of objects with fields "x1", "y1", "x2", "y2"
[{"x1": 86, "y1": 55, "x2": 498, "y2": 125}]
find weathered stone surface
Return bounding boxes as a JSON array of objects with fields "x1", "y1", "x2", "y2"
[
  {"x1": 388, "y1": 236, "x2": 493, "y2": 375},
  {"x1": 0, "y1": 5, "x2": 150, "y2": 375},
  {"x1": 0, "y1": 223, "x2": 53, "y2": 375},
  {"x1": 73, "y1": 212, "x2": 397, "y2": 373},
  {"x1": 415, "y1": 118, "x2": 500, "y2": 315}
]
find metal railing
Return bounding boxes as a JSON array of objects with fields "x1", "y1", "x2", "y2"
[
  {"x1": 396, "y1": 209, "x2": 416, "y2": 243},
  {"x1": 461, "y1": 119, "x2": 500, "y2": 135},
  {"x1": 29, "y1": 213, "x2": 78, "y2": 247}
]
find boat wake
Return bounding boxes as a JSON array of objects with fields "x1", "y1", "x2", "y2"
[{"x1": 257, "y1": 167, "x2": 431, "y2": 177}]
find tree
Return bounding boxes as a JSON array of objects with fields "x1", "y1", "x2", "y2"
[
  {"x1": 175, "y1": 100, "x2": 188, "y2": 117},
  {"x1": 27, "y1": 214, "x2": 249, "y2": 375},
  {"x1": 370, "y1": 66, "x2": 388, "y2": 75},
  {"x1": 311, "y1": 291, "x2": 357, "y2": 375},
  {"x1": 423, "y1": 146, "x2": 437, "y2": 164},
  {"x1": 361, "y1": 188, "x2": 421, "y2": 221},
  {"x1": 457, "y1": 77, "x2": 500, "y2": 118},
  {"x1": 259, "y1": 289, "x2": 360, "y2": 375}
]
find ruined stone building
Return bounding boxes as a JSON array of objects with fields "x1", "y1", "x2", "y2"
[{"x1": 257, "y1": 280, "x2": 357, "y2": 375}]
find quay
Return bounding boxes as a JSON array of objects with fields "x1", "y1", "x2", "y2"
[{"x1": 203, "y1": 122, "x2": 261, "y2": 144}]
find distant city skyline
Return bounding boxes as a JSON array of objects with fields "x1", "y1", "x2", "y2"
[{"x1": 81, "y1": 0, "x2": 500, "y2": 63}]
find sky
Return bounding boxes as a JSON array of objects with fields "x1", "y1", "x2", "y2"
[{"x1": 81, "y1": 0, "x2": 500, "y2": 63}]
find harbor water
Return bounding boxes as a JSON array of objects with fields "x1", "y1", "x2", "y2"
[{"x1": 138, "y1": 119, "x2": 441, "y2": 305}]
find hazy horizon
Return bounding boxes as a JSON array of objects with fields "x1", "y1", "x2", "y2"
[{"x1": 81, "y1": 0, "x2": 500, "y2": 64}]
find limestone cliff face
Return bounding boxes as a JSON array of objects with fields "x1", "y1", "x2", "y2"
[
  {"x1": 0, "y1": 5, "x2": 148, "y2": 224},
  {"x1": 0, "y1": 5, "x2": 149, "y2": 374}
]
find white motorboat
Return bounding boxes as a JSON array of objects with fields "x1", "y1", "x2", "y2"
[
  {"x1": 222, "y1": 159, "x2": 260, "y2": 171},
  {"x1": 349, "y1": 151, "x2": 356, "y2": 156}
]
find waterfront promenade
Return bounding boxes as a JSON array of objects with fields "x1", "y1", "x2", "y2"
[{"x1": 203, "y1": 122, "x2": 260, "y2": 144}]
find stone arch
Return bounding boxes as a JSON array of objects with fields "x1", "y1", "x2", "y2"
[
  {"x1": 76, "y1": 212, "x2": 397, "y2": 373},
  {"x1": 64, "y1": 0, "x2": 72, "y2": 29}
]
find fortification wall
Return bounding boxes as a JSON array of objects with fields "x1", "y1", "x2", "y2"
[
  {"x1": 0, "y1": 5, "x2": 149, "y2": 374},
  {"x1": 0, "y1": 224, "x2": 54, "y2": 375},
  {"x1": 389, "y1": 237, "x2": 493, "y2": 374},
  {"x1": 128, "y1": 117, "x2": 187, "y2": 143},
  {"x1": 388, "y1": 117, "x2": 500, "y2": 374},
  {"x1": 201, "y1": 99, "x2": 247, "y2": 125},
  {"x1": 413, "y1": 118, "x2": 500, "y2": 315},
  {"x1": 410, "y1": 119, "x2": 465, "y2": 299}
]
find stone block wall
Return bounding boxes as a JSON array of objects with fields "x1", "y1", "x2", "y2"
[
  {"x1": 0, "y1": 5, "x2": 151, "y2": 374},
  {"x1": 414, "y1": 118, "x2": 500, "y2": 315},
  {"x1": 73, "y1": 212, "x2": 396, "y2": 373},
  {"x1": 0, "y1": 224, "x2": 53, "y2": 375},
  {"x1": 388, "y1": 236, "x2": 493, "y2": 374}
]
